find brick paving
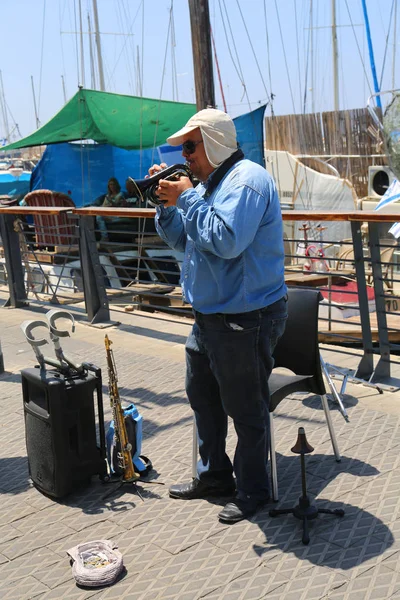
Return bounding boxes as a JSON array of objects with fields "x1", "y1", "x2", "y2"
[{"x1": 1, "y1": 295, "x2": 400, "y2": 599}]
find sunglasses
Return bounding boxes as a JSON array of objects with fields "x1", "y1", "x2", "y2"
[{"x1": 182, "y1": 140, "x2": 203, "y2": 155}]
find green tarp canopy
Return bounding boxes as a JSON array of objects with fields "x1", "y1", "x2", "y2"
[{"x1": 2, "y1": 88, "x2": 197, "y2": 151}]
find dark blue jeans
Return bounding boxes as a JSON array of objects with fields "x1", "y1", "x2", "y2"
[{"x1": 185, "y1": 296, "x2": 287, "y2": 501}]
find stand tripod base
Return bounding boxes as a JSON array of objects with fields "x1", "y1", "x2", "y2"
[
  {"x1": 270, "y1": 496, "x2": 345, "y2": 545},
  {"x1": 102, "y1": 478, "x2": 145, "y2": 501}
]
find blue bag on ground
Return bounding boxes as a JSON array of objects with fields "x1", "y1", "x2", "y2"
[{"x1": 106, "y1": 404, "x2": 151, "y2": 476}]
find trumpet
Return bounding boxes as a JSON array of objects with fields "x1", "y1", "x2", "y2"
[
  {"x1": 127, "y1": 163, "x2": 193, "y2": 207},
  {"x1": 104, "y1": 334, "x2": 140, "y2": 482}
]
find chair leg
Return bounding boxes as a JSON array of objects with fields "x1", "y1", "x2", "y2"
[
  {"x1": 270, "y1": 414, "x2": 279, "y2": 501},
  {"x1": 320, "y1": 394, "x2": 341, "y2": 462},
  {"x1": 320, "y1": 354, "x2": 349, "y2": 422},
  {"x1": 192, "y1": 416, "x2": 198, "y2": 478}
]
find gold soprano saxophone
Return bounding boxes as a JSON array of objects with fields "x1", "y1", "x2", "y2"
[{"x1": 104, "y1": 334, "x2": 140, "y2": 482}]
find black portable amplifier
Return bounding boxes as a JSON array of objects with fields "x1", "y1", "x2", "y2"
[{"x1": 21, "y1": 365, "x2": 107, "y2": 498}]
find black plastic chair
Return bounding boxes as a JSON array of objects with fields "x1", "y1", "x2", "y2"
[{"x1": 269, "y1": 287, "x2": 341, "y2": 501}]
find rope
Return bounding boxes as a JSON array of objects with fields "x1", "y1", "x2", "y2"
[
  {"x1": 3, "y1": 101, "x2": 21, "y2": 140},
  {"x1": 59, "y1": 0, "x2": 69, "y2": 101},
  {"x1": 313, "y1": 0, "x2": 320, "y2": 111},
  {"x1": 78, "y1": 89, "x2": 88, "y2": 208},
  {"x1": 141, "y1": 1, "x2": 176, "y2": 283},
  {"x1": 210, "y1": 25, "x2": 227, "y2": 113},
  {"x1": 262, "y1": 0, "x2": 274, "y2": 115},
  {"x1": 273, "y1": 0, "x2": 296, "y2": 115},
  {"x1": 234, "y1": 0, "x2": 272, "y2": 107},
  {"x1": 218, "y1": 1, "x2": 243, "y2": 91},
  {"x1": 85, "y1": 141, "x2": 92, "y2": 210},
  {"x1": 379, "y1": 0, "x2": 395, "y2": 90},
  {"x1": 261, "y1": 1, "x2": 310, "y2": 214},
  {"x1": 105, "y1": 1, "x2": 142, "y2": 90},
  {"x1": 151, "y1": 1, "x2": 173, "y2": 156},
  {"x1": 303, "y1": 1, "x2": 313, "y2": 114},
  {"x1": 113, "y1": 0, "x2": 137, "y2": 95},
  {"x1": 344, "y1": 0, "x2": 373, "y2": 99},
  {"x1": 139, "y1": 1, "x2": 144, "y2": 176},
  {"x1": 275, "y1": 0, "x2": 314, "y2": 212},
  {"x1": 218, "y1": 0, "x2": 252, "y2": 111},
  {"x1": 136, "y1": 1, "x2": 147, "y2": 283},
  {"x1": 72, "y1": 0, "x2": 81, "y2": 87},
  {"x1": 115, "y1": 1, "x2": 131, "y2": 94},
  {"x1": 171, "y1": 4, "x2": 179, "y2": 102},
  {"x1": 294, "y1": 0, "x2": 303, "y2": 113}
]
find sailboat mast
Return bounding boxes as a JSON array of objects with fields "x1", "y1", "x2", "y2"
[
  {"x1": 88, "y1": 13, "x2": 97, "y2": 89},
  {"x1": 61, "y1": 75, "x2": 67, "y2": 104},
  {"x1": 188, "y1": 0, "x2": 215, "y2": 110},
  {"x1": 210, "y1": 25, "x2": 227, "y2": 113},
  {"x1": 0, "y1": 71, "x2": 10, "y2": 142},
  {"x1": 92, "y1": 0, "x2": 106, "y2": 91},
  {"x1": 331, "y1": 0, "x2": 339, "y2": 111},
  {"x1": 78, "y1": 0, "x2": 85, "y2": 87}
]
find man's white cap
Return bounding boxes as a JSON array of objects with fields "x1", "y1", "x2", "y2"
[{"x1": 167, "y1": 108, "x2": 238, "y2": 168}]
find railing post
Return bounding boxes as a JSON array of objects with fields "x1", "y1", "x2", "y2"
[
  {"x1": 0, "y1": 213, "x2": 27, "y2": 308},
  {"x1": 79, "y1": 215, "x2": 110, "y2": 324},
  {"x1": 368, "y1": 222, "x2": 391, "y2": 382},
  {"x1": 351, "y1": 221, "x2": 374, "y2": 380}
]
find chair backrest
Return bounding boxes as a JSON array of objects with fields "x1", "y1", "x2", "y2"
[
  {"x1": 335, "y1": 238, "x2": 355, "y2": 271},
  {"x1": 379, "y1": 237, "x2": 397, "y2": 268},
  {"x1": 273, "y1": 288, "x2": 325, "y2": 394},
  {"x1": 24, "y1": 190, "x2": 76, "y2": 247},
  {"x1": 24, "y1": 190, "x2": 75, "y2": 247}
]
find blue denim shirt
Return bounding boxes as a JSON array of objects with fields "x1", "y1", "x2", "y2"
[{"x1": 155, "y1": 158, "x2": 287, "y2": 314}]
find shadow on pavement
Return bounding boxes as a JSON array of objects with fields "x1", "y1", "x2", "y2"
[
  {"x1": 252, "y1": 452, "x2": 392, "y2": 569},
  {"x1": 0, "y1": 456, "x2": 31, "y2": 494},
  {"x1": 302, "y1": 392, "x2": 359, "y2": 411},
  {"x1": 118, "y1": 323, "x2": 188, "y2": 345},
  {"x1": 0, "y1": 371, "x2": 22, "y2": 384}
]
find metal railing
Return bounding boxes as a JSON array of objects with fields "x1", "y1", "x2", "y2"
[{"x1": 0, "y1": 206, "x2": 399, "y2": 387}]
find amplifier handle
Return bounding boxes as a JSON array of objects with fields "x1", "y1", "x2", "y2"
[{"x1": 82, "y1": 363, "x2": 107, "y2": 461}]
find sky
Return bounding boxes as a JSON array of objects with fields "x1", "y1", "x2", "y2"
[{"x1": 0, "y1": 0, "x2": 397, "y2": 143}]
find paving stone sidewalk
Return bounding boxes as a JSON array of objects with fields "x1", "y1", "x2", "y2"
[{"x1": 1, "y1": 299, "x2": 400, "y2": 600}]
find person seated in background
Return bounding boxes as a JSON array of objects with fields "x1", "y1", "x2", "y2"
[
  {"x1": 103, "y1": 177, "x2": 126, "y2": 207},
  {"x1": 94, "y1": 176, "x2": 157, "y2": 242},
  {"x1": 95, "y1": 177, "x2": 127, "y2": 241},
  {"x1": 90, "y1": 177, "x2": 126, "y2": 207}
]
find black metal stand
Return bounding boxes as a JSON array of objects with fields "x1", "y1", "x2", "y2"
[
  {"x1": 102, "y1": 478, "x2": 145, "y2": 501},
  {"x1": 269, "y1": 427, "x2": 345, "y2": 545}
]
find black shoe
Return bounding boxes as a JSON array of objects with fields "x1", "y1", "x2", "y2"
[
  {"x1": 169, "y1": 478, "x2": 235, "y2": 500},
  {"x1": 218, "y1": 496, "x2": 270, "y2": 523}
]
